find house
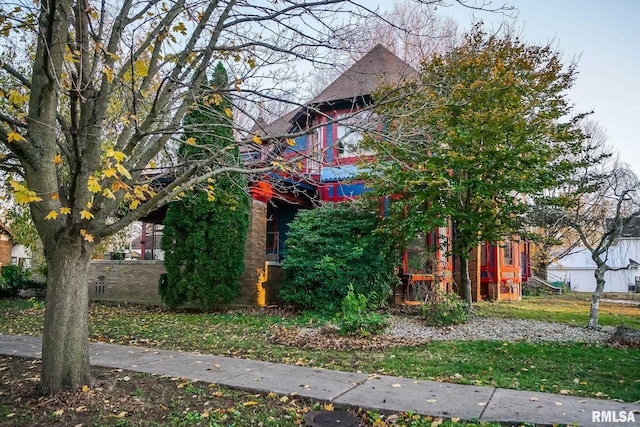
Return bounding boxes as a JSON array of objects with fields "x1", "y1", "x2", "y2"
[
  {"x1": 85, "y1": 45, "x2": 528, "y2": 306},
  {"x1": 548, "y1": 220, "x2": 640, "y2": 293},
  {"x1": 250, "y1": 44, "x2": 526, "y2": 304},
  {"x1": 0, "y1": 221, "x2": 30, "y2": 269}
]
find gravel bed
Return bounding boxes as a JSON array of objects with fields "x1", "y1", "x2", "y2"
[{"x1": 386, "y1": 316, "x2": 614, "y2": 343}]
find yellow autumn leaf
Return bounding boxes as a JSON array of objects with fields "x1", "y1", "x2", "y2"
[
  {"x1": 105, "y1": 51, "x2": 121, "y2": 62},
  {"x1": 8, "y1": 90, "x2": 29, "y2": 105},
  {"x1": 111, "y1": 180, "x2": 130, "y2": 192},
  {"x1": 286, "y1": 138, "x2": 296, "y2": 146},
  {"x1": 45, "y1": 211, "x2": 59, "y2": 220},
  {"x1": 102, "y1": 188, "x2": 115, "y2": 199},
  {"x1": 224, "y1": 107, "x2": 233, "y2": 118},
  {"x1": 54, "y1": 154, "x2": 62, "y2": 164},
  {"x1": 80, "y1": 229, "x2": 94, "y2": 242},
  {"x1": 86, "y1": 200, "x2": 93, "y2": 209},
  {"x1": 9, "y1": 180, "x2": 43, "y2": 204},
  {"x1": 87, "y1": 176, "x2": 101, "y2": 193},
  {"x1": 104, "y1": 168, "x2": 117, "y2": 178},
  {"x1": 80, "y1": 210, "x2": 94, "y2": 220},
  {"x1": 185, "y1": 137, "x2": 196, "y2": 145},
  {"x1": 253, "y1": 134, "x2": 262, "y2": 145},
  {"x1": 60, "y1": 207, "x2": 71, "y2": 215},
  {"x1": 103, "y1": 66, "x2": 114, "y2": 83},
  {"x1": 242, "y1": 401, "x2": 258, "y2": 406},
  {"x1": 115, "y1": 163, "x2": 132, "y2": 180},
  {"x1": 49, "y1": 192, "x2": 59, "y2": 200},
  {"x1": 82, "y1": 385, "x2": 90, "y2": 393},
  {"x1": 115, "y1": 411, "x2": 127, "y2": 418},
  {"x1": 52, "y1": 409, "x2": 64, "y2": 416},
  {"x1": 106, "y1": 149, "x2": 127, "y2": 162},
  {"x1": 7, "y1": 131, "x2": 25, "y2": 142},
  {"x1": 133, "y1": 59, "x2": 148, "y2": 77},
  {"x1": 129, "y1": 199, "x2": 140, "y2": 210},
  {"x1": 173, "y1": 22, "x2": 187, "y2": 35}
]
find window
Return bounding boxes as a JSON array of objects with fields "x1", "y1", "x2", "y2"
[
  {"x1": 480, "y1": 242, "x2": 488, "y2": 267},
  {"x1": 406, "y1": 232, "x2": 437, "y2": 274},
  {"x1": 503, "y1": 242, "x2": 514, "y2": 266},
  {"x1": 336, "y1": 112, "x2": 376, "y2": 158},
  {"x1": 307, "y1": 126, "x2": 322, "y2": 174}
]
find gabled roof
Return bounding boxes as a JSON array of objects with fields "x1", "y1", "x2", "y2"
[
  {"x1": 308, "y1": 44, "x2": 416, "y2": 106},
  {"x1": 252, "y1": 44, "x2": 415, "y2": 139}
]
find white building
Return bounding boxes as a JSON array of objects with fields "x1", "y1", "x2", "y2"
[{"x1": 549, "y1": 238, "x2": 640, "y2": 293}]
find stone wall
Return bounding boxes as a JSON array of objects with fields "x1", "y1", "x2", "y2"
[{"x1": 88, "y1": 261, "x2": 165, "y2": 305}]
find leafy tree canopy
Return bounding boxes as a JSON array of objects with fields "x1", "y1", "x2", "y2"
[{"x1": 361, "y1": 24, "x2": 588, "y2": 301}]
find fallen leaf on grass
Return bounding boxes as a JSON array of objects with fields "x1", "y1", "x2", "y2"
[
  {"x1": 52, "y1": 410, "x2": 64, "y2": 416},
  {"x1": 243, "y1": 401, "x2": 258, "y2": 406},
  {"x1": 559, "y1": 390, "x2": 572, "y2": 395},
  {"x1": 115, "y1": 411, "x2": 127, "y2": 418}
]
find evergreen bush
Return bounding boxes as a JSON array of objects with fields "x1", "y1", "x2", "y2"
[
  {"x1": 159, "y1": 63, "x2": 250, "y2": 309},
  {"x1": 279, "y1": 203, "x2": 398, "y2": 313}
]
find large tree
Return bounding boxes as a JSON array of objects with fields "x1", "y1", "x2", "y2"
[
  {"x1": 0, "y1": 0, "x2": 399, "y2": 395},
  {"x1": 362, "y1": 25, "x2": 586, "y2": 303},
  {"x1": 160, "y1": 63, "x2": 250, "y2": 309}
]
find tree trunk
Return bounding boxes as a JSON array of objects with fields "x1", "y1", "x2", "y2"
[
  {"x1": 587, "y1": 266, "x2": 607, "y2": 330},
  {"x1": 459, "y1": 254, "x2": 472, "y2": 305},
  {"x1": 38, "y1": 234, "x2": 93, "y2": 395}
]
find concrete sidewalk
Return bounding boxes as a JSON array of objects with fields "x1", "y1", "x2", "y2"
[{"x1": 1, "y1": 334, "x2": 638, "y2": 426}]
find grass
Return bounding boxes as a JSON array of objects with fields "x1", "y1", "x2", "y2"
[
  {"x1": 475, "y1": 293, "x2": 640, "y2": 329},
  {"x1": 0, "y1": 296, "x2": 639, "y2": 404}
]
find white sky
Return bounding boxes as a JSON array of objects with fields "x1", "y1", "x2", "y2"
[{"x1": 377, "y1": 0, "x2": 640, "y2": 175}]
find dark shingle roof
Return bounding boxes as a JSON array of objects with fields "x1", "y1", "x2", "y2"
[
  {"x1": 308, "y1": 44, "x2": 416, "y2": 105},
  {"x1": 252, "y1": 44, "x2": 414, "y2": 139}
]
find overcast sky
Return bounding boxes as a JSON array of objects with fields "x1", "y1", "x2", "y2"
[{"x1": 378, "y1": 0, "x2": 640, "y2": 175}]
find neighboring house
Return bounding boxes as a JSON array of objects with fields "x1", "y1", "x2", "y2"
[
  {"x1": 548, "y1": 221, "x2": 640, "y2": 293},
  {"x1": 250, "y1": 44, "x2": 527, "y2": 303},
  {"x1": 0, "y1": 221, "x2": 30, "y2": 269}
]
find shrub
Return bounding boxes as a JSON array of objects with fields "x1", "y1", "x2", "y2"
[
  {"x1": 0, "y1": 265, "x2": 31, "y2": 298},
  {"x1": 335, "y1": 285, "x2": 389, "y2": 336},
  {"x1": 279, "y1": 204, "x2": 399, "y2": 313},
  {"x1": 420, "y1": 291, "x2": 470, "y2": 326}
]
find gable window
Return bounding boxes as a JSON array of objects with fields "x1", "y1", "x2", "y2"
[{"x1": 336, "y1": 112, "x2": 376, "y2": 158}]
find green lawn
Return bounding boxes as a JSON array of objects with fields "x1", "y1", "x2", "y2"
[
  {"x1": 0, "y1": 296, "x2": 638, "y2": 403},
  {"x1": 475, "y1": 293, "x2": 640, "y2": 329}
]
